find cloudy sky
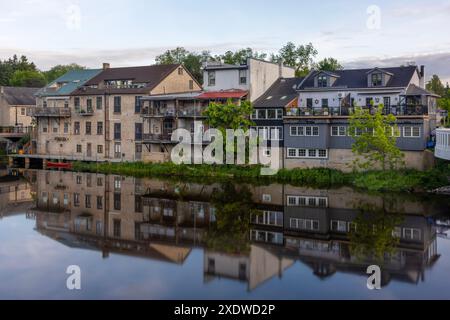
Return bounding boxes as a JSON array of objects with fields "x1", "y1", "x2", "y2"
[{"x1": 1, "y1": 0, "x2": 450, "y2": 82}]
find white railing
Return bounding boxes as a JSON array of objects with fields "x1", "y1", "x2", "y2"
[{"x1": 435, "y1": 128, "x2": 450, "y2": 160}]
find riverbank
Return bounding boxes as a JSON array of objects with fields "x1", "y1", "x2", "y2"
[{"x1": 72, "y1": 161, "x2": 450, "y2": 193}]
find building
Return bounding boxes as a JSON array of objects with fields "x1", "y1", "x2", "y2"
[
  {"x1": 284, "y1": 65, "x2": 439, "y2": 171},
  {"x1": 140, "y1": 90, "x2": 248, "y2": 162},
  {"x1": 251, "y1": 77, "x2": 305, "y2": 163},
  {"x1": 31, "y1": 63, "x2": 201, "y2": 162},
  {"x1": 0, "y1": 86, "x2": 38, "y2": 152},
  {"x1": 203, "y1": 58, "x2": 295, "y2": 102}
]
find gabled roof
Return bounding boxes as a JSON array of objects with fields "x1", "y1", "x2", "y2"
[
  {"x1": 35, "y1": 69, "x2": 102, "y2": 97},
  {"x1": 73, "y1": 64, "x2": 184, "y2": 95},
  {"x1": 406, "y1": 84, "x2": 440, "y2": 97},
  {"x1": 366, "y1": 67, "x2": 394, "y2": 76},
  {"x1": 300, "y1": 66, "x2": 418, "y2": 90},
  {"x1": 1, "y1": 86, "x2": 38, "y2": 105},
  {"x1": 253, "y1": 77, "x2": 304, "y2": 108}
]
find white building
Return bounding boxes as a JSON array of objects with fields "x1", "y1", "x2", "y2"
[{"x1": 202, "y1": 58, "x2": 295, "y2": 102}]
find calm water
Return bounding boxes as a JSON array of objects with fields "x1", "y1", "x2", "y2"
[{"x1": 0, "y1": 169, "x2": 449, "y2": 300}]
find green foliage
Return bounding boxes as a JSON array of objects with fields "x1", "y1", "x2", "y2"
[
  {"x1": 426, "y1": 74, "x2": 446, "y2": 96},
  {"x1": 155, "y1": 47, "x2": 213, "y2": 84},
  {"x1": 349, "y1": 105, "x2": 405, "y2": 171},
  {"x1": 315, "y1": 57, "x2": 343, "y2": 71},
  {"x1": 350, "y1": 202, "x2": 404, "y2": 263},
  {"x1": 203, "y1": 100, "x2": 254, "y2": 131},
  {"x1": 0, "y1": 55, "x2": 38, "y2": 86},
  {"x1": 218, "y1": 48, "x2": 267, "y2": 65},
  {"x1": 43, "y1": 64, "x2": 85, "y2": 83},
  {"x1": 10, "y1": 70, "x2": 47, "y2": 88},
  {"x1": 271, "y1": 42, "x2": 318, "y2": 77},
  {"x1": 72, "y1": 161, "x2": 450, "y2": 193}
]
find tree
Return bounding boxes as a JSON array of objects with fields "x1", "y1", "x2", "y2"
[
  {"x1": 217, "y1": 48, "x2": 267, "y2": 65},
  {"x1": 426, "y1": 75, "x2": 446, "y2": 96},
  {"x1": 315, "y1": 57, "x2": 343, "y2": 72},
  {"x1": 10, "y1": 70, "x2": 47, "y2": 88},
  {"x1": 44, "y1": 64, "x2": 85, "y2": 83},
  {"x1": 349, "y1": 105, "x2": 405, "y2": 171},
  {"x1": 155, "y1": 47, "x2": 213, "y2": 84},
  {"x1": 0, "y1": 54, "x2": 38, "y2": 86},
  {"x1": 203, "y1": 100, "x2": 254, "y2": 132},
  {"x1": 271, "y1": 42, "x2": 318, "y2": 77}
]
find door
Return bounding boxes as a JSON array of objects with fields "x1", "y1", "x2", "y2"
[{"x1": 383, "y1": 97, "x2": 391, "y2": 114}]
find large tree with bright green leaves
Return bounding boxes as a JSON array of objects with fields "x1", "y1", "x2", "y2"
[
  {"x1": 270, "y1": 42, "x2": 318, "y2": 77},
  {"x1": 349, "y1": 105, "x2": 405, "y2": 171}
]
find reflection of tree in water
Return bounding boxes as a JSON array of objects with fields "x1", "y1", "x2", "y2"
[
  {"x1": 349, "y1": 196, "x2": 405, "y2": 264},
  {"x1": 206, "y1": 183, "x2": 256, "y2": 255}
]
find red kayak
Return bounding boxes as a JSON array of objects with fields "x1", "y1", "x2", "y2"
[{"x1": 47, "y1": 162, "x2": 72, "y2": 169}]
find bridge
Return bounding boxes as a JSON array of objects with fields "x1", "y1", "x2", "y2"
[{"x1": 436, "y1": 128, "x2": 450, "y2": 160}]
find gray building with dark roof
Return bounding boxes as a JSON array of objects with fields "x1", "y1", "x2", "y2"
[{"x1": 269, "y1": 65, "x2": 438, "y2": 171}]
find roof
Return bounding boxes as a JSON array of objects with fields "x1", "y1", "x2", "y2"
[
  {"x1": 73, "y1": 64, "x2": 181, "y2": 95},
  {"x1": 253, "y1": 77, "x2": 304, "y2": 108},
  {"x1": 203, "y1": 63, "x2": 248, "y2": 71},
  {"x1": 140, "y1": 92, "x2": 203, "y2": 101},
  {"x1": 406, "y1": 84, "x2": 440, "y2": 97},
  {"x1": 35, "y1": 69, "x2": 102, "y2": 97},
  {"x1": 197, "y1": 89, "x2": 248, "y2": 100},
  {"x1": 1, "y1": 86, "x2": 39, "y2": 105},
  {"x1": 300, "y1": 66, "x2": 419, "y2": 90}
]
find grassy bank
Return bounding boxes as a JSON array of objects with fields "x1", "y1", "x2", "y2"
[{"x1": 72, "y1": 161, "x2": 450, "y2": 193}]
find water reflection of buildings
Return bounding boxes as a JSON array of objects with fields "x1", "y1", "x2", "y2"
[
  {"x1": 26, "y1": 170, "x2": 448, "y2": 291},
  {"x1": 0, "y1": 170, "x2": 33, "y2": 218}
]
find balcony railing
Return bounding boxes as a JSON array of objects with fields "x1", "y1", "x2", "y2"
[
  {"x1": 286, "y1": 105, "x2": 429, "y2": 117},
  {"x1": 0, "y1": 126, "x2": 32, "y2": 135},
  {"x1": 76, "y1": 107, "x2": 94, "y2": 116},
  {"x1": 141, "y1": 107, "x2": 176, "y2": 118},
  {"x1": 29, "y1": 107, "x2": 72, "y2": 118},
  {"x1": 177, "y1": 109, "x2": 205, "y2": 118}
]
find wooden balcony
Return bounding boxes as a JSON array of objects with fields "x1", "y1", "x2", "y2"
[
  {"x1": 0, "y1": 126, "x2": 32, "y2": 139},
  {"x1": 29, "y1": 107, "x2": 71, "y2": 118}
]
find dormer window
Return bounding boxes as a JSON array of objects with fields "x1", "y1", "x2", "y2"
[
  {"x1": 371, "y1": 73, "x2": 382, "y2": 87},
  {"x1": 318, "y1": 75, "x2": 328, "y2": 87}
]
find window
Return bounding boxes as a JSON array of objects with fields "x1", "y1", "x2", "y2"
[
  {"x1": 85, "y1": 195, "x2": 91, "y2": 208},
  {"x1": 97, "y1": 122, "x2": 103, "y2": 135},
  {"x1": 331, "y1": 126, "x2": 347, "y2": 136},
  {"x1": 64, "y1": 100, "x2": 69, "y2": 108},
  {"x1": 135, "y1": 123, "x2": 143, "y2": 141},
  {"x1": 366, "y1": 97, "x2": 373, "y2": 107},
  {"x1": 96, "y1": 96, "x2": 102, "y2": 110},
  {"x1": 290, "y1": 126, "x2": 319, "y2": 137},
  {"x1": 208, "y1": 71, "x2": 215, "y2": 86},
  {"x1": 331, "y1": 220, "x2": 350, "y2": 233},
  {"x1": 258, "y1": 109, "x2": 266, "y2": 119},
  {"x1": 96, "y1": 221, "x2": 103, "y2": 235},
  {"x1": 97, "y1": 177, "x2": 103, "y2": 187},
  {"x1": 178, "y1": 67, "x2": 183, "y2": 75},
  {"x1": 114, "y1": 142, "x2": 121, "y2": 158},
  {"x1": 290, "y1": 218, "x2": 320, "y2": 231},
  {"x1": 76, "y1": 175, "x2": 82, "y2": 184},
  {"x1": 135, "y1": 96, "x2": 142, "y2": 114},
  {"x1": 307, "y1": 98, "x2": 313, "y2": 108},
  {"x1": 287, "y1": 149, "x2": 328, "y2": 159},
  {"x1": 113, "y1": 219, "x2": 121, "y2": 237},
  {"x1": 371, "y1": 73, "x2": 382, "y2": 87},
  {"x1": 114, "y1": 96, "x2": 121, "y2": 113},
  {"x1": 239, "y1": 69, "x2": 247, "y2": 85},
  {"x1": 318, "y1": 75, "x2": 328, "y2": 87},
  {"x1": 64, "y1": 122, "x2": 69, "y2": 134},
  {"x1": 86, "y1": 98, "x2": 93, "y2": 112},
  {"x1": 114, "y1": 193, "x2": 121, "y2": 211},
  {"x1": 189, "y1": 80, "x2": 194, "y2": 90},
  {"x1": 277, "y1": 109, "x2": 283, "y2": 119},
  {"x1": 76, "y1": 144, "x2": 82, "y2": 153},
  {"x1": 21, "y1": 107, "x2": 25, "y2": 115},
  {"x1": 403, "y1": 228, "x2": 421, "y2": 241},
  {"x1": 135, "y1": 195, "x2": 143, "y2": 213},
  {"x1": 73, "y1": 193, "x2": 80, "y2": 207},
  {"x1": 114, "y1": 123, "x2": 121, "y2": 140},
  {"x1": 85, "y1": 122, "x2": 92, "y2": 135},
  {"x1": 97, "y1": 145, "x2": 103, "y2": 154},
  {"x1": 74, "y1": 97, "x2": 80, "y2": 110},
  {"x1": 322, "y1": 99, "x2": 329, "y2": 107},
  {"x1": 267, "y1": 109, "x2": 276, "y2": 119},
  {"x1": 403, "y1": 126, "x2": 421, "y2": 138},
  {"x1": 74, "y1": 122, "x2": 80, "y2": 135},
  {"x1": 97, "y1": 196, "x2": 103, "y2": 210},
  {"x1": 135, "y1": 143, "x2": 143, "y2": 154}
]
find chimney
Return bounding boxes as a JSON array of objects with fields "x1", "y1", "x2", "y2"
[
  {"x1": 278, "y1": 59, "x2": 284, "y2": 78},
  {"x1": 419, "y1": 65, "x2": 425, "y2": 88},
  {"x1": 103, "y1": 63, "x2": 110, "y2": 70}
]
